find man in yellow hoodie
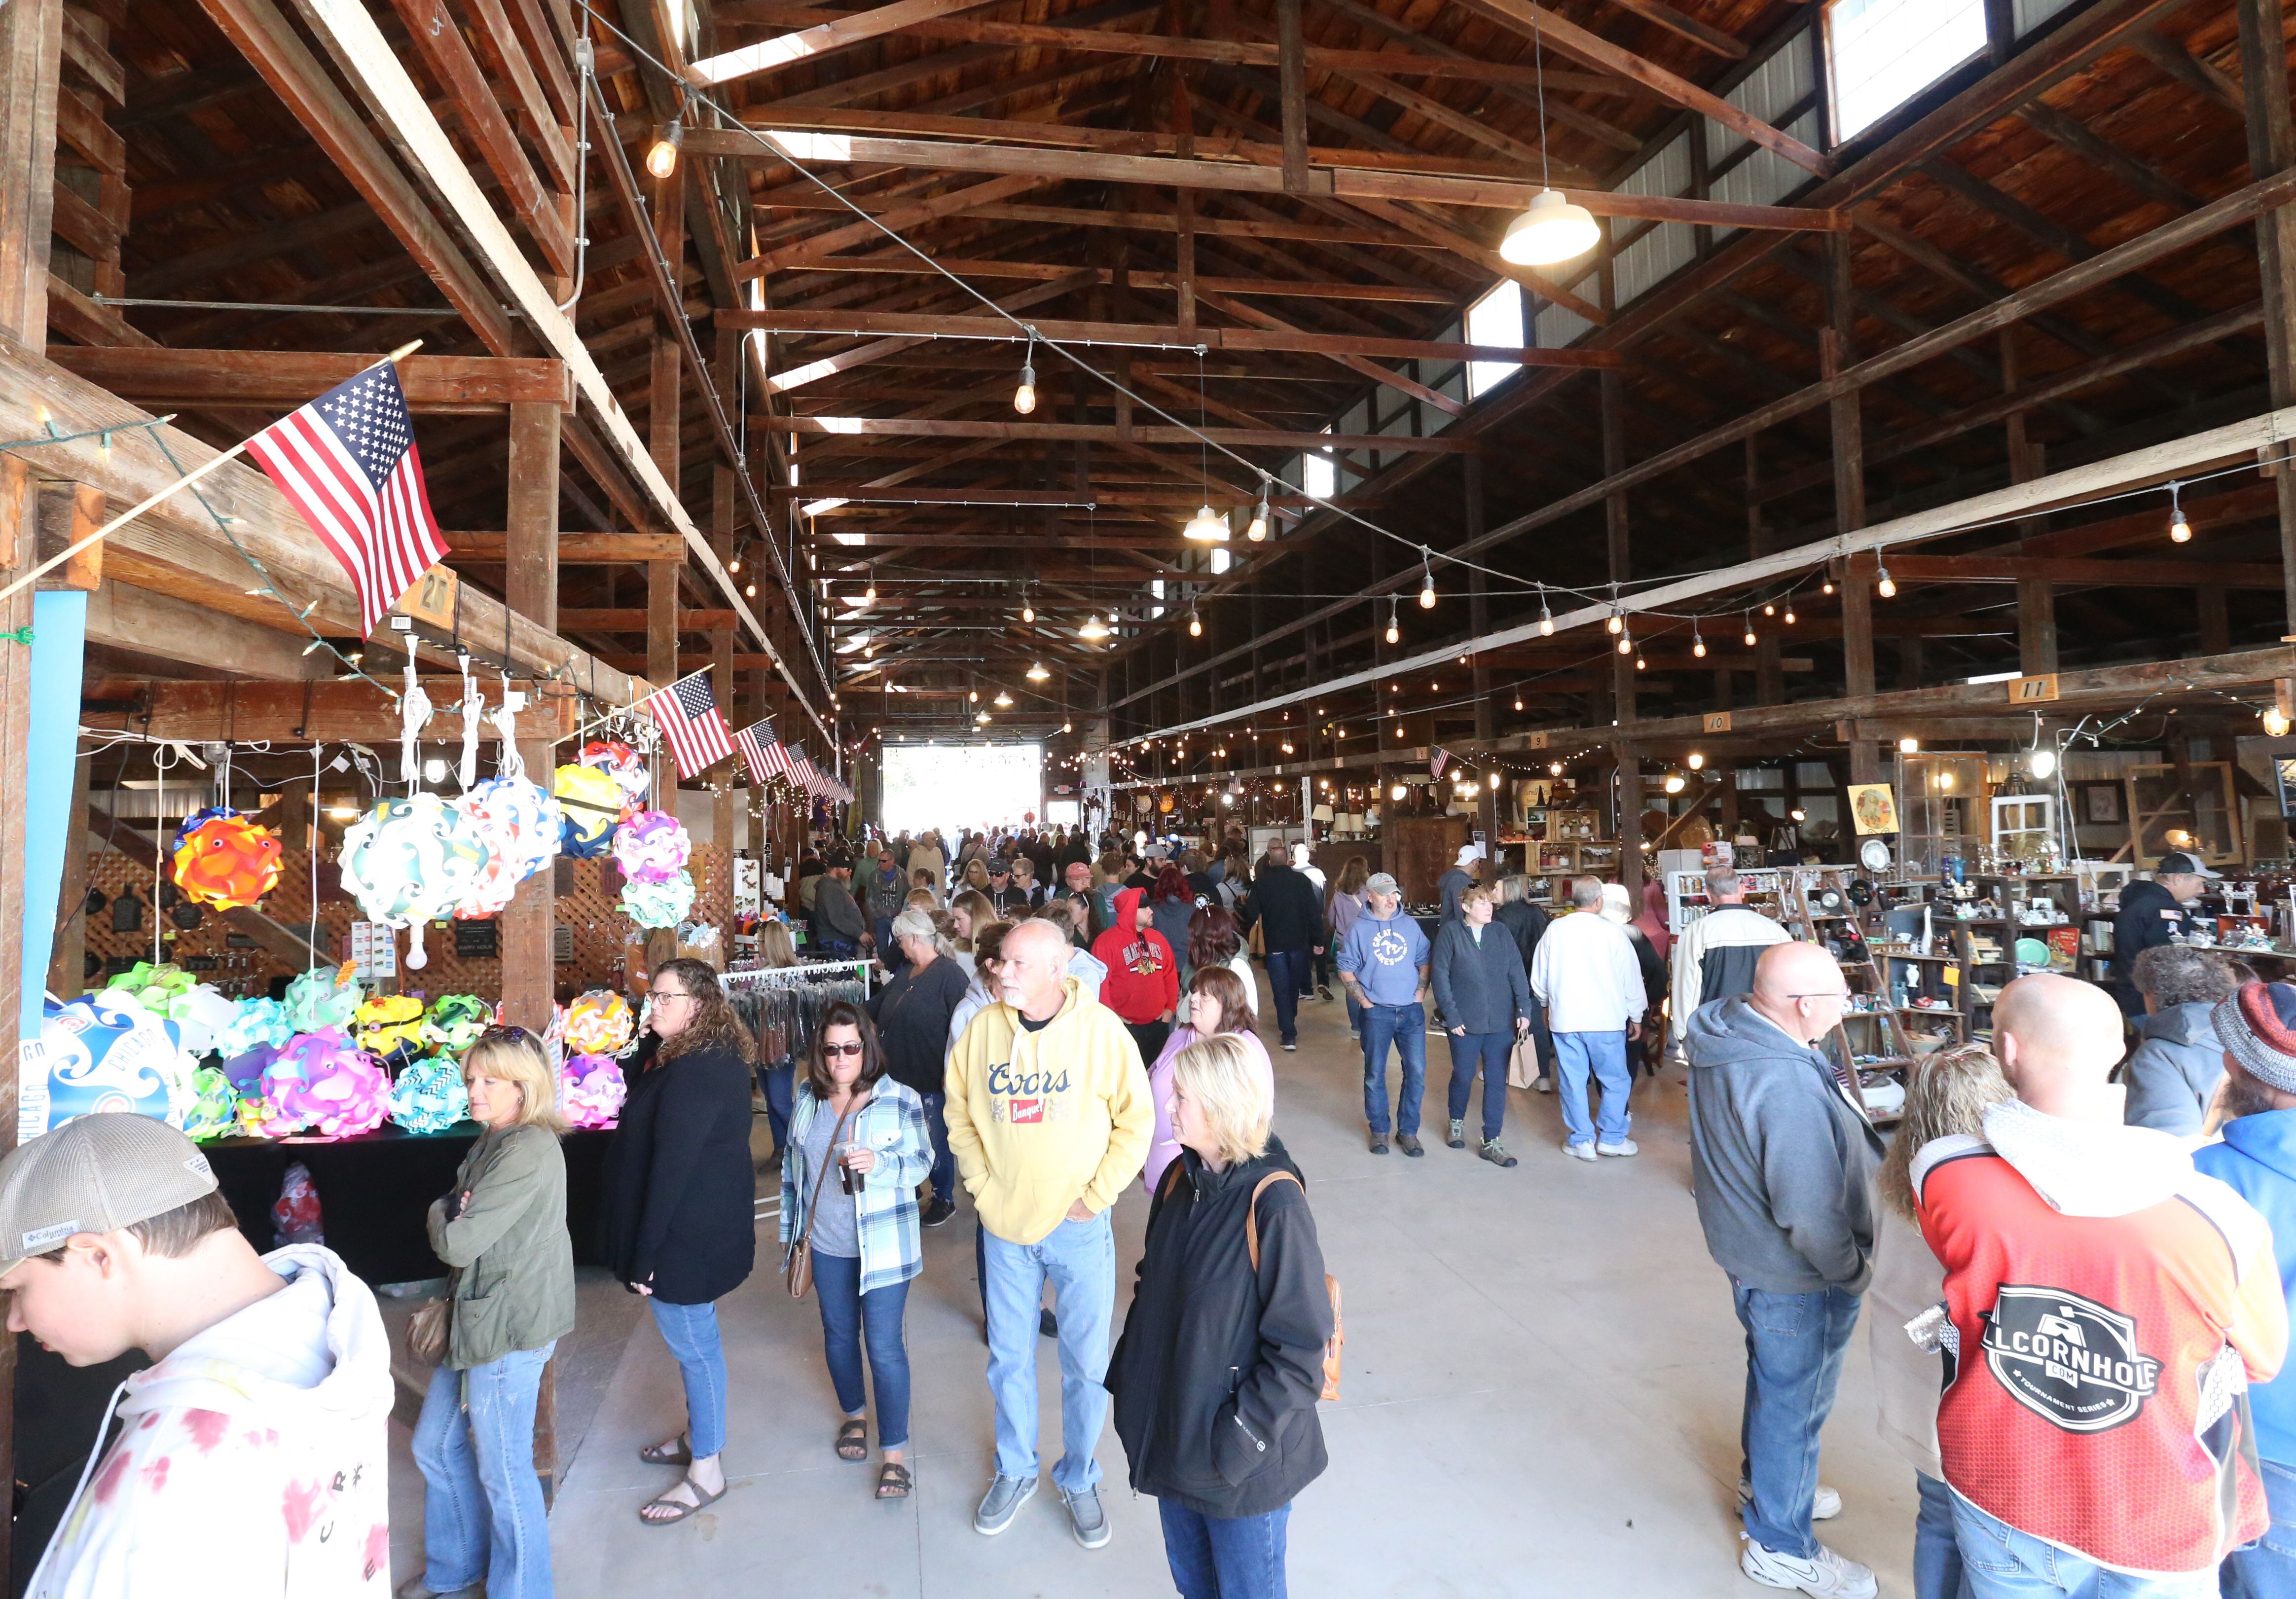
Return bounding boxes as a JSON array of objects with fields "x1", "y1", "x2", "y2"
[{"x1": 948, "y1": 916, "x2": 1152, "y2": 1549}]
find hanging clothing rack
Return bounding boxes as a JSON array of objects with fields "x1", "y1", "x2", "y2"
[
  {"x1": 724, "y1": 956, "x2": 874, "y2": 998},
  {"x1": 724, "y1": 959, "x2": 873, "y2": 1071}
]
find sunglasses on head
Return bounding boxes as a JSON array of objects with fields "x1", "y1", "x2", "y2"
[{"x1": 479, "y1": 1024, "x2": 535, "y2": 1044}]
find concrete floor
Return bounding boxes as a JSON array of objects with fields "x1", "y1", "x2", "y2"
[{"x1": 393, "y1": 974, "x2": 1922, "y2": 1598}]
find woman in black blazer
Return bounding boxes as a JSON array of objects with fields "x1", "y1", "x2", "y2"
[{"x1": 601, "y1": 958, "x2": 758, "y2": 1527}]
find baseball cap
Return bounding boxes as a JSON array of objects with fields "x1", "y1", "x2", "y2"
[
  {"x1": 988, "y1": 859, "x2": 1011, "y2": 875},
  {"x1": 2156, "y1": 851, "x2": 2222, "y2": 879},
  {"x1": 0, "y1": 1114, "x2": 219, "y2": 1275},
  {"x1": 1366, "y1": 872, "x2": 1401, "y2": 896}
]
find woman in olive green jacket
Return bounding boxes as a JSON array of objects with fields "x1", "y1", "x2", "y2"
[{"x1": 406, "y1": 1028, "x2": 576, "y2": 1599}]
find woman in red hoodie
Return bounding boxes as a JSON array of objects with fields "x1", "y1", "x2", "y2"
[{"x1": 1092, "y1": 885, "x2": 1180, "y2": 1062}]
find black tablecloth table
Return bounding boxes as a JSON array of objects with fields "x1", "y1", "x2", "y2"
[{"x1": 204, "y1": 1125, "x2": 614, "y2": 1287}]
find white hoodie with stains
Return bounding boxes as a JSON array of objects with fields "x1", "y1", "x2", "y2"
[{"x1": 29, "y1": 1244, "x2": 395, "y2": 1599}]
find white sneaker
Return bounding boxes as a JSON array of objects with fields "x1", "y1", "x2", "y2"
[
  {"x1": 1596, "y1": 1138, "x2": 1639, "y2": 1157},
  {"x1": 1533, "y1": 1075, "x2": 1553, "y2": 1094},
  {"x1": 1738, "y1": 1479, "x2": 1842, "y2": 1521},
  {"x1": 1739, "y1": 1538, "x2": 1876, "y2": 1599},
  {"x1": 1563, "y1": 1141, "x2": 1598, "y2": 1162}
]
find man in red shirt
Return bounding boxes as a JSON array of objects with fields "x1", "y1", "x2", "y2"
[
  {"x1": 1916, "y1": 974, "x2": 2287, "y2": 1597},
  {"x1": 1090, "y1": 886, "x2": 1178, "y2": 1064}
]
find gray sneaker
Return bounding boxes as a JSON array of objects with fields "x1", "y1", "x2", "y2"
[
  {"x1": 1061, "y1": 1485, "x2": 1111, "y2": 1549},
  {"x1": 1479, "y1": 1138, "x2": 1519, "y2": 1168},
  {"x1": 1446, "y1": 1118, "x2": 1466, "y2": 1149},
  {"x1": 974, "y1": 1473, "x2": 1037, "y2": 1536}
]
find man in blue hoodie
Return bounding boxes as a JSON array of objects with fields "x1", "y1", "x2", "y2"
[
  {"x1": 1337, "y1": 872, "x2": 1432, "y2": 1157},
  {"x1": 2195, "y1": 980, "x2": 2296, "y2": 1599}
]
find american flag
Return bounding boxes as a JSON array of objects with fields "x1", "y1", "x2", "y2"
[
  {"x1": 243, "y1": 361, "x2": 449, "y2": 637},
  {"x1": 643, "y1": 669, "x2": 734, "y2": 779},
  {"x1": 787, "y1": 746, "x2": 818, "y2": 797},
  {"x1": 734, "y1": 716, "x2": 793, "y2": 783},
  {"x1": 1430, "y1": 747, "x2": 1451, "y2": 780}
]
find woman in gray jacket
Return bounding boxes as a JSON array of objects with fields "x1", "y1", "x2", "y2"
[
  {"x1": 2122, "y1": 943, "x2": 2238, "y2": 1135},
  {"x1": 1429, "y1": 884, "x2": 1533, "y2": 1168},
  {"x1": 408, "y1": 1026, "x2": 576, "y2": 1599}
]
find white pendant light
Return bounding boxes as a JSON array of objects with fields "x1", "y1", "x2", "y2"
[
  {"x1": 1500, "y1": 189, "x2": 1600, "y2": 266},
  {"x1": 1079, "y1": 614, "x2": 1110, "y2": 640},
  {"x1": 1026, "y1": 661, "x2": 1050, "y2": 681},
  {"x1": 1184, "y1": 503, "x2": 1230, "y2": 542}
]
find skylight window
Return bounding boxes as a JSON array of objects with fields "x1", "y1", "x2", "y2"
[
  {"x1": 1302, "y1": 428, "x2": 1337, "y2": 499},
  {"x1": 1827, "y1": 0, "x2": 1986, "y2": 142},
  {"x1": 1464, "y1": 281, "x2": 1525, "y2": 399}
]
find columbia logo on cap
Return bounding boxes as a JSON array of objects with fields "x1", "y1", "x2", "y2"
[{"x1": 21, "y1": 1221, "x2": 79, "y2": 1255}]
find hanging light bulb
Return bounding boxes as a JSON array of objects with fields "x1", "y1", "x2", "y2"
[
  {"x1": 1419, "y1": 553, "x2": 1437, "y2": 610},
  {"x1": 1616, "y1": 630, "x2": 1633, "y2": 655},
  {"x1": 1606, "y1": 611, "x2": 1623, "y2": 635},
  {"x1": 1021, "y1": 591, "x2": 1035, "y2": 624},
  {"x1": 1743, "y1": 612, "x2": 1756, "y2": 648},
  {"x1": 864, "y1": 581, "x2": 876, "y2": 603},
  {"x1": 1488, "y1": 771, "x2": 1501, "y2": 790},
  {"x1": 2030, "y1": 745, "x2": 2059, "y2": 778},
  {"x1": 744, "y1": 581, "x2": 757, "y2": 597},
  {"x1": 1013, "y1": 351, "x2": 1038, "y2": 415},
  {"x1": 1549, "y1": 760, "x2": 1564, "y2": 776},
  {"x1": 1822, "y1": 578, "x2": 1835, "y2": 595},
  {"x1": 1184, "y1": 504, "x2": 1229, "y2": 541},
  {"x1": 1876, "y1": 564, "x2": 1897, "y2": 599},
  {"x1": 2169, "y1": 481, "x2": 2192, "y2": 543},
  {"x1": 1664, "y1": 773, "x2": 1686, "y2": 794},
  {"x1": 1537, "y1": 587, "x2": 1554, "y2": 635},
  {"x1": 1062, "y1": 719, "x2": 1073, "y2": 733},
  {"x1": 1763, "y1": 603, "x2": 1776, "y2": 617},
  {"x1": 729, "y1": 554, "x2": 742, "y2": 574},
  {"x1": 1513, "y1": 696, "x2": 1524, "y2": 711},
  {"x1": 1189, "y1": 610, "x2": 1203, "y2": 638},
  {"x1": 1692, "y1": 622, "x2": 1707, "y2": 659},
  {"x1": 644, "y1": 120, "x2": 682, "y2": 179},
  {"x1": 1499, "y1": 189, "x2": 1600, "y2": 266},
  {"x1": 1079, "y1": 614, "x2": 1110, "y2": 639},
  {"x1": 969, "y1": 689, "x2": 979, "y2": 703},
  {"x1": 1784, "y1": 606, "x2": 1797, "y2": 624},
  {"x1": 2267, "y1": 705, "x2": 2293, "y2": 739},
  {"x1": 1246, "y1": 496, "x2": 1270, "y2": 542},
  {"x1": 1390, "y1": 783, "x2": 1407, "y2": 801},
  {"x1": 994, "y1": 690, "x2": 1014, "y2": 707},
  {"x1": 1385, "y1": 596, "x2": 1400, "y2": 646},
  {"x1": 1635, "y1": 653, "x2": 1647, "y2": 670},
  {"x1": 1026, "y1": 661, "x2": 1050, "y2": 681},
  {"x1": 1688, "y1": 751, "x2": 1706, "y2": 770}
]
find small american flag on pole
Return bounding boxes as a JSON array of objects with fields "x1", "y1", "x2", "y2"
[
  {"x1": 735, "y1": 716, "x2": 793, "y2": 783},
  {"x1": 243, "y1": 361, "x2": 449, "y2": 637},
  {"x1": 643, "y1": 668, "x2": 734, "y2": 780}
]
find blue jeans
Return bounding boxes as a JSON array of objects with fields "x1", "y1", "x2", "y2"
[
  {"x1": 650, "y1": 1298, "x2": 729, "y2": 1459},
  {"x1": 1344, "y1": 987, "x2": 1364, "y2": 1036},
  {"x1": 920, "y1": 1090, "x2": 957, "y2": 1205},
  {"x1": 812, "y1": 1251, "x2": 912, "y2": 1450},
  {"x1": 872, "y1": 915, "x2": 894, "y2": 953},
  {"x1": 1160, "y1": 1498, "x2": 1292, "y2": 1599},
  {"x1": 1265, "y1": 949, "x2": 1309, "y2": 1045},
  {"x1": 758, "y1": 1059, "x2": 794, "y2": 1153},
  {"x1": 412, "y1": 1342, "x2": 556, "y2": 1599},
  {"x1": 983, "y1": 1209, "x2": 1115, "y2": 1493},
  {"x1": 1554, "y1": 1030, "x2": 1632, "y2": 1148},
  {"x1": 1954, "y1": 1489, "x2": 2220, "y2": 1598},
  {"x1": 1445, "y1": 1028, "x2": 1513, "y2": 1142},
  {"x1": 2225, "y1": 1458, "x2": 2296, "y2": 1598},
  {"x1": 1918, "y1": 1471, "x2": 1974, "y2": 1599},
  {"x1": 1733, "y1": 1280, "x2": 1860, "y2": 1560},
  {"x1": 1361, "y1": 1001, "x2": 1427, "y2": 1136}
]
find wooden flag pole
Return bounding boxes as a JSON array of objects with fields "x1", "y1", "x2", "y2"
[{"x1": 0, "y1": 341, "x2": 423, "y2": 606}]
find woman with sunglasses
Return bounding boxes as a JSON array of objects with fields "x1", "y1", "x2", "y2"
[
  {"x1": 600, "y1": 959, "x2": 758, "y2": 1527},
  {"x1": 780, "y1": 1000, "x2": 933, "y2": 1499}
]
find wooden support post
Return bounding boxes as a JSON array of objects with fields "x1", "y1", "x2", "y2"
[
  {"x1": 2017, "y1": 576, "x2": 2060, "y2": 676},
  {"x1": 2238, "y1": 0, "x2": 2296, "y2": 626},
  {"x1": 1747, "y1": 436, "x2": 1782, "y2": 706},
  {"x1": 2199, "y1": 585, "x2": 2231, "y2": 654},
  {"x1": 46, "y1": 742, "x2": 92, "y2": 999},
  {"x1": 1276, "y1": 0, "x2": 1310, "y2": 194},
  {"x1": 501, "y1": 398, "x2": 559, "y2": 1029},
  {"x1": 1171, "y1": 72, "x2": 1196, "y2": 339},
  {"x1": 1826, "y1": 230, "x2": 1878, "y2": 783},
  {"x1": 1602, "y1": 367, "x2": 1641, "y2": 893},
  {"x1": 1466, "y1": 455, "x2": 1497, "y2": 843}
]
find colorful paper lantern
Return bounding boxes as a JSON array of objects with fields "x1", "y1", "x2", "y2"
[
  {"x1": 424, "y1": 994, "x2": 495, "y2": 1055},
  {"x1": 103, "y1": 960, "x2": 194, "y2": 1015},
  {"x1": 263, "y1": 1029, "x2": 391, "y2": 1139},
  {"x1": 388, "y1": 1056, "x2": 471, "y2": 1135},
  {"x1": 284, "y1": 966, "x2": 364, "y2": 1033},
  {"x1": 23, "y1": 991, "x2": 196, "y2": 1134},
  {"x1": 218, "y1": 996, "x2": 294, "y2": 1059},
  {"x1": 563, "y1": 990, "x2": 633, "y2": 1056},
  {"x1": 560, "y1": 1054, "x2": 626, "y2": 1129},
  {"x1": 353, "y1": 995, "x2": 426, "y2": 1068},
  {"x1": 222, "y1": 1042, "x2": 281, "y2": 1098},
  {"x1": 620, "y1": 870, "x2": 694, "y2": 929},
  {"x1": 612, "y1": 809, "x2": 690, "y2": 885},
  {"x1": 168, "y1": 807, "x2": 284, "y2": 910},
  {"x1": 552, "y1": 763, "x2": 625, "y2": 858},
  {"x1": 580, "y1": 738, "x2": 651, "y2": 806},
  {"x1": 452, "y1": 775, "x2": 562, "y2": 918},
  {"x1": 336, "y1": 794, "x2": 489, "y2": 969},
  {"x1": 182, "y1": 1065, "x2": 243, "y2": 1140},
  {"x1": 164, "y1": 984, "x2": 241, "y2": 1059}
]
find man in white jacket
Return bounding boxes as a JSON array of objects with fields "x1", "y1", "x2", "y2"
[
  {"x1": 0, "y1": 1113, "x2": 394, "y2": 1598},
  {"x1": 1531, "y1": 876, "x2": 1648, "y2": 1162}
]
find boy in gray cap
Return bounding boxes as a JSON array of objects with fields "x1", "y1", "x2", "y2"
[{"x1": 1, "y1": 1113, "x2": 394, "y2": 1598}]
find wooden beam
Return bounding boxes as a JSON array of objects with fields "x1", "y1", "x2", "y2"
[
  {"x1": 687, "y1": 0, "x2": 1006, "y2": 83},
  {"x1": 44, "y1": 347, "x2": 575, "y2": 412},
  {"x1": 1596, "y1": 0, "x2": 1747, "y2": 59},
  {"x1": 747, "y1": 171, "x2": 1049, "y2": 273},
  {"x1": 703, "y1": 127, "x2": 1847, "y2": 234},
  {"x1": 85, "y1": 581, "x2": 332, "y2": 677},
  {"x1": 765, "y1": 413, "x2": 1479, "y2": 451},
  {"x1": 1885, "y1": 555, "x2": 2288, "y2": 587},
  {"x1": 721, "y1": 306, "x2": 1619, "y2": 366},
  {"x1": 500, "y1": 397, "x2": 556, "y2": 1031},
  {"x1": 561, "y1": 608, "x2": 742, "y2": 630},
  {"x1": 1276, "y1": 0, "x2": 1308, "y2": 192},
  {"x1": 449, "y1": 530, "x2": 688, "y2": 562}
]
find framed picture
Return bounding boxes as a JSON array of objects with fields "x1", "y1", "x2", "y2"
[
  {"x1": 2081, "y1": 782, "x2": 2123, "y2": 825},
  {"x1": 1847, "y1": 783, "x2": 1899, "y2": 836}
]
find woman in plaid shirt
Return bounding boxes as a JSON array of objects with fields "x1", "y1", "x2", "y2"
[{"x1": 780, "y1": 1001, "x2": 935, "y2": 1500}]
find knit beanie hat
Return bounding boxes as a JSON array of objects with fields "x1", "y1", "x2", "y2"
[{"x1": 2215, "y1": 981, "x2": 2296, "y2": 1095}]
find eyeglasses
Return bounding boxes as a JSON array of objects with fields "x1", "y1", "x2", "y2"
[
  {"x1": 823, "y1": 1041, "x2": 865, "y2": 1057},
  {"x1": 652, "y1": 989, "x2": 696, "y2": 1006},
  {"x1": 1787, "y1": 991, "x2": 1853, "y2": 1004}
]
